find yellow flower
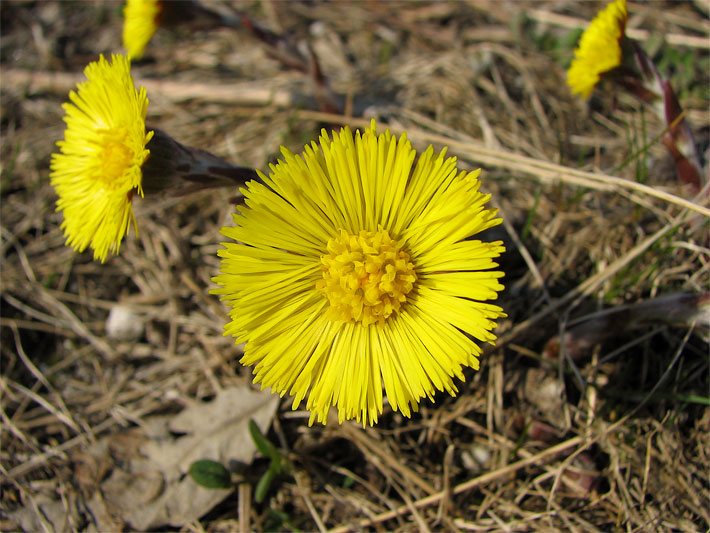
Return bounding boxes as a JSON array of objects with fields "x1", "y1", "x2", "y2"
[
  {"x1": 50, "y1": 54, "x2": 153, "y2": 263},
  {"x1": 567, "y1": 0, "x2": 627, "y2": 99},
  {"x1": 213, "y1": 121, "x2": 506, "y2": 426},
  {"x1": 123, "y1": 0, "x2": 161, "y2": 60}
]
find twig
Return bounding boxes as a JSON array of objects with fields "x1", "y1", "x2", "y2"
[
  {"x1": 4, "y1": 69, "x2": 297, "y2": 106},
  {"x1": 435, "y1": 444, "x2": 456, "y2": 525},
  {"x1": 238, "y1": 483, "x2": 250, "y2": 533},
  {"x1": 1, "y1": 378, "x2": 80, "y2": 435},
  {"x1": 0, "y1": 317, "x2": 78, "y2": 338},
  {"x1": 456, "y1": 418, "x2": 592, "y2": 498},
  {"x1": 5, "y1": 395, "x2": 163, "y2": 480},
  {"x1": 294, "y1": 471, "x2": 328, "y2": 533},
  {"x1": 9, "y1": 323, "x2": 89, "y2": 438},
  {"x1": 327, "y1": 436, "x2": 585, "y2": 532},
  {"x1": 340, "y1": 424, "x2": 437, "y2": 497}
]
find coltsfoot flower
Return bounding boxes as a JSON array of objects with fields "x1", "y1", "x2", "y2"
[
  {"x1": 123, "y1": 0, "x2": 161, "y2": 60},
  {"x1": 213, "y1": 121, "x2": 506, "y2": 426},
  {"x1": 50, "y1": 54, "x2": 152, "y2": 263},
  {"x1": 122, "y1": 0, "x2": 237, "y2": 60},
  {"x1": 567, "y1": 0, "x2": 627, "y2": 99},
  {"x1": 50, "y1": 54, "x2": 258, "y2": 262}
]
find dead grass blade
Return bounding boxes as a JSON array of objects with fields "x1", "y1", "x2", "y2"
[{"x1": 328, "y1": 436, "x2": 586, "y2": 532}]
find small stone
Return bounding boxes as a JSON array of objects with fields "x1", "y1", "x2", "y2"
[
  {"x1": 106, "y1": 305, "x2": 144, "y2": 341},
  {"x1": 470, "y1": 443, "x2": 491, "y2": 467},
  {"x1": 461, "y1": 443, "x2": 491, "y2": 473}
]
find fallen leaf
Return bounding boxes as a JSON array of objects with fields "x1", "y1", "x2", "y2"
[
  {"x1": 90, "y1": 386, "x2": 279, "y2": 530},
  {"x1": 10, "y1": 494, "x2": 77, "y2": 533}
]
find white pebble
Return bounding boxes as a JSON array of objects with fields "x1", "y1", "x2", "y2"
[{"x1": 106, "y1": 305, "x2": 144, "y2": 341}]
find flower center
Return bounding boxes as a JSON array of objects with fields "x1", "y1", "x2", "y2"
[
  {"x1": 98, "y1": 129, "x2": 134, "y2": 187},
  {"x1": 317, "y1": 229, "x2": 417, "y2": 327}
]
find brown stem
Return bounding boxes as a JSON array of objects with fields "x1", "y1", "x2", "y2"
[{"x1": 142, "y1": 128, "x2": 260, "y2": 196}]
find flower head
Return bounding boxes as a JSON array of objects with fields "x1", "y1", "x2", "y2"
[
  {"x1": 567, "y1": 0, "x2": 627, "y2": 99},
  {"x1": 50, "y1": 54, "x2": 153, "y2": 262},
  {"x1": 213, "y1": 121, "x2": 506, "y2": 426},
  {"x1": 123, "y1": 0, "x2": 161, "y2": 60}
]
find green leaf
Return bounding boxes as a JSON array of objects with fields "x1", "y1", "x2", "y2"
[
  {"x1": 188, "y1": 459, "x2": 232, "y2": 489},
  {"x1": 255, "y1": 468, "x2": 276, "y2": 503},
  {"x1": 248, "y1": 419, "x2": 280, "y2": 461}
]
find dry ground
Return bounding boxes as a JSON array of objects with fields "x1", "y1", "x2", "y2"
[{"x1": 1, "y1": 1, "x2": 709, "y2": 531}]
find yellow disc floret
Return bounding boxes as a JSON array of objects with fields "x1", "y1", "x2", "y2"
[
  {"x1": 317, "y1": 229, "x2": 416, "y2": 327},
  {"x1": 98, "y1": 128, "x2": 136, "y2": 187}
]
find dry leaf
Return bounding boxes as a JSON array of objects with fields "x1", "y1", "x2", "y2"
[
  {"x1": 11, "y1": 386, "x2": 279, "y2": 532},
  {"x1": 10, "y1": 494, "x2": 78, "y2": 533},
  {"x1": 95, "y1": 386, "x2": 279, "y2": 530}
]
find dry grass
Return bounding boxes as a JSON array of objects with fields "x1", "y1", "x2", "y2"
[{"x1": 1, "y1": 1, "x2": 708, "y2": 531}]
